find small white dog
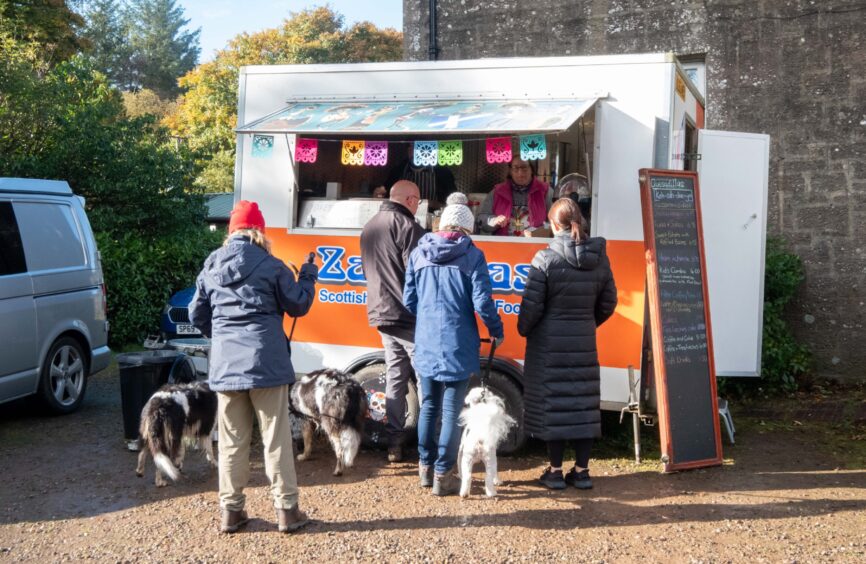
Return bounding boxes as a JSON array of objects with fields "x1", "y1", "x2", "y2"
[{"x1": 457, "y1": 386, "x2": 516, "y2": 498}]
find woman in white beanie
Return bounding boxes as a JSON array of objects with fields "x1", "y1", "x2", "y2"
[{"x1": 403, "y1": 193, "x2": 504, "y2": 496}]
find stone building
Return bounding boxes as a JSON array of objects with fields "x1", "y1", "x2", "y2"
[{"x1": 403, "y1": 0, "x2": 865, "y2": 379}]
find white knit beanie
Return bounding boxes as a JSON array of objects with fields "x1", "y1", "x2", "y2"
[{"x1": 439, "y1": 192, "x2": 475, "y2": 233}]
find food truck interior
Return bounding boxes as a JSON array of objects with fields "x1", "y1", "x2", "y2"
[{"x1": 293, "y1": 108, "x2": 596, "y2": 235}]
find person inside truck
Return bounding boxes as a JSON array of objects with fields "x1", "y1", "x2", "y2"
[{"x1": 477, "y1": 157, "x2": 553, "y2": 236}]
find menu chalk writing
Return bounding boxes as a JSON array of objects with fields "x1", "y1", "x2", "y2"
[{"x1": 640, "y1": 170, "x2": 722, "y2": 471}]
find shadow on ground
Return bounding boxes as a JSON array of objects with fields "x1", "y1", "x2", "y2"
[{"x1": 2, "y1": 365, "x2": 865, "y2": 530}]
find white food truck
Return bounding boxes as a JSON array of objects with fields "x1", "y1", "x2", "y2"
[{"x1": 232, "y1": 53, "x2": 769, "y2": 452}]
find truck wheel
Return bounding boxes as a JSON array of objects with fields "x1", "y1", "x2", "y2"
[
  {"x1": 353, "y1": 362, "x2": 419, "y2": 449},
  {"x1": 468, "y1": 371, "x2": 526, "y2": 455},
  {"x1": 39, "y1": 336, "x2": 89, "y2": 414}
]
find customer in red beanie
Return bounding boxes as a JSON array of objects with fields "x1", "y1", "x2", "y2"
[
  {"x1": 190, "y1": 199, "x2": 319, "y2": 534},
  {"x1": 228, "y1": 199, "x2": 266, "y2": 233}
]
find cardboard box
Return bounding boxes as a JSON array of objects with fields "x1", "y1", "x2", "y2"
[{"x1": 525, "y1": 227, "x2": 552, "y2": 238}]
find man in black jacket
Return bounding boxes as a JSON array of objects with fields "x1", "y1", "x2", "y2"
[{"x1": 360, "y1": 180, "x2": 426, "y2": 462}]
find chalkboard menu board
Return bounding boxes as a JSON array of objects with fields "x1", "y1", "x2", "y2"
[{"x1": 639, "y1": 169, "x2": 722, "y2": 472}]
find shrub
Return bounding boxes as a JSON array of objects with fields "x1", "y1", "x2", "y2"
[
  {"x1": 719, "y1": 237, "x2": 812, "y2": 397},
  {"x1": 96, "y1": 227, "x2": 222, "y2": 347}
]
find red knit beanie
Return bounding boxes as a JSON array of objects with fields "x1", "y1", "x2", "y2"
[{"x1": 229, "y1": 200, "x2": 265, "y2": 233}]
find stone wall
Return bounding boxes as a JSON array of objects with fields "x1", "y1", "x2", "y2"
[{"x1": 403, "y1": 0, "x2": 866, "y2": 378}]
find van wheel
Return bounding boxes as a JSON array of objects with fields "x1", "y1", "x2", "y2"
[
  {"x1": 39, "y1": 337, "x2": 88, "y2": 414},
  {"x1": 353, "y1": 362, "x2": 419, "y2": 449},
  {"x1": 467, "y1": 371, "x2": 526, "y2": 455}
]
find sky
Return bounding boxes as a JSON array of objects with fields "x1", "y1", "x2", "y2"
[{"x1": 179, "y1": 1, "x2": 404, "y2": 62}]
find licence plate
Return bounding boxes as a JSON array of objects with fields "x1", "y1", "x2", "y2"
[{"x1": 176, "y1": 324, "x2": 201, "y2": 335}]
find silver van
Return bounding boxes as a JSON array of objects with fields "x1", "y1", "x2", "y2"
[{"x1": 0, "y1": 178, "x2": 111, "y2": 413}]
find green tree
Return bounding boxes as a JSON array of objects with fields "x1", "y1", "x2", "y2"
[
  {"x1": 0, "y1": 0, "x2": 86, "y2": 63},
  {"x1": 1, "y1": 33, "x2": 220, "y2": 345},
  {"x1": 167, "y1": 6, "x2": 402, "y2": 192},
  {"x1": 79, "y1": 0, "x2": 131, "y2": 86},
  {"x1": 126, "y1": 0, "x2": 199, "y2": 97}
]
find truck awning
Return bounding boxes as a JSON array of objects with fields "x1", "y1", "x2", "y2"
[{"x1": 235, "y1": 98, "x2": 599, "y2": 135}]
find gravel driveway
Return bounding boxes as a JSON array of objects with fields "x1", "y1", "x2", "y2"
[{"x1": 1, "y1": 364, "x2": 865, "y2": 563}]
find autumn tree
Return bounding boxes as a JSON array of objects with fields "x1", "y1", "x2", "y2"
[
  {"x1": 121, "y1": 88, "x2": 177, "y2": 119},
  {"x1": 167, "y1": 6, "x2": 402, "y2": 192},
  {"x1": 0, "y1": 0, "x2": 86, "y2": 63}
]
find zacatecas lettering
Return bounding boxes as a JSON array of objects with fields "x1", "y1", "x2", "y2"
[
  {"x1": 318, "y1": 246, "x2": 365, "y2": 284},
  {"x1": 315, "y1": 245, "x2": 533, "y2": 294}
]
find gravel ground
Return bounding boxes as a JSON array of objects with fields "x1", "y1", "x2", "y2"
[{"x1": 1, "y1": 365, "x2": 865, "y2": 563}]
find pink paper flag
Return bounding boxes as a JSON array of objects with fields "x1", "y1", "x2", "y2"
[
  {"x1": 486, "y1": 136, "x2": 512, "y2": 164},
  {"x1": 294, "y1": 138, "x2": 318, "y2": 163}
]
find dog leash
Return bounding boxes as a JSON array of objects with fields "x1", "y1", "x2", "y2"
[
  {"x1": 480, "y1": 337, "x2": 498, "y2": 387},
  {"x1": 287, "y1": 252, "x2": 317, "y2": 346}
]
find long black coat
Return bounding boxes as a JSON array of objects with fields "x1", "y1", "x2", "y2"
[{"x1": 517, "y1": 234, "x2": 618, "y2": 441}]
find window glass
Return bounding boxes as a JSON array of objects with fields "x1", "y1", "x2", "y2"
[
  {"x1": 681, "y1": 62, "x2": 706, "y2": 98},
  {"x1": 13, "y1": 202, "x2": 86, "y2": 271},
  {"x1": 0, "y1": 202, "x2": 27, "y2": 276}
]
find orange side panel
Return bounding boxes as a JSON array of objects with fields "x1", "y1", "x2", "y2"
[
  {"x1": 269, "y1": 231, "x2": 381, "y2": 349},
  {"x1": 268, "y1": 228, "x2": 645, "y2": 370},
  {"x1": 597, "y1": 240, "x2": 646, "y2": 369}
]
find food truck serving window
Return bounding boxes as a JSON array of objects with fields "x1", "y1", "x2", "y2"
[{"x1": 237, "y1": 97, "x2": 599, "y2": 234}]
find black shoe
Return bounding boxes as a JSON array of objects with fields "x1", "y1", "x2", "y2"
[
  {"x1": 565, "y1": 468, "x2": 593, "y2": 490},
  {"x1": 538, "y1": 467, "x2": 566, "y2": 490}
]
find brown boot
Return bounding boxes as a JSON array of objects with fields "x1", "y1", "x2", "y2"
[
  {"x1": 220, "y1": 509, "x2": 249, "y2": 534},
  {"x1": 276, "y1": 506, "x2": 310, "y2": 534}
]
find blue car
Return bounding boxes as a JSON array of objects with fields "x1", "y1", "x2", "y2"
[{"x1": 160, "y1": 287, "x2": 200, "y2": 339}]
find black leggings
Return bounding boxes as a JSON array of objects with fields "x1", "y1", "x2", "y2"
[{"x1": 547, "y1": 439, "x2": 593, "y2": 469}]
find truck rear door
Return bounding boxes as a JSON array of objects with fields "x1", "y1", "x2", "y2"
[{"x1": 697, "y1": 130, "x2": 770, "y2": 377}]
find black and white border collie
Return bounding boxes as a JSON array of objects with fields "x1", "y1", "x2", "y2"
[
  {"x1": 458, "y1": 386, "x2": 516, "y2": 498},
  {"x1": 290, "y1": 369, "x2": 368, "y2": 476},
  {"x1": 135, "y1": 381, "x2": 218, "y2": 487}
]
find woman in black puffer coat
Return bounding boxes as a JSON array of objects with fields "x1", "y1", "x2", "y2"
[{"x1": 517, "y1": 198, "x2": 617, "y2": 491}]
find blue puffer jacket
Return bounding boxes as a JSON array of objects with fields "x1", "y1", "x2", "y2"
[
  {"x1": 189, "y1": 235, "x2": 318, "y2": 392},
  {"x1": 403, "y1": 233, "x2": 504, "y2": 382}
]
